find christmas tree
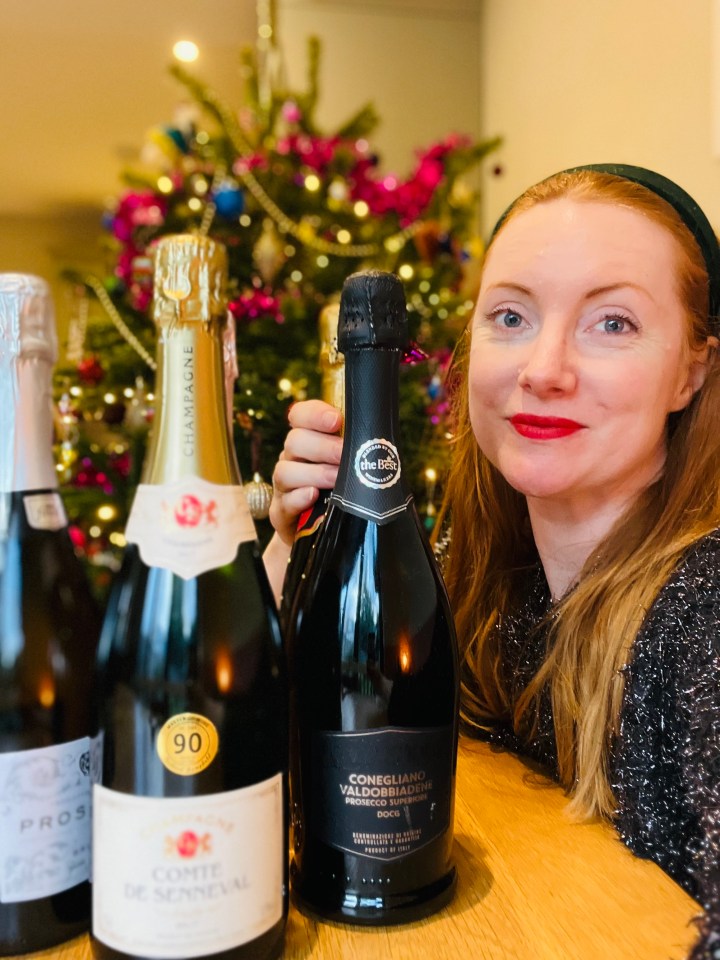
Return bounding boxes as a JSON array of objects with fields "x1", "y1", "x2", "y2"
[{"x1": 54, "y1": 30, "x2": 500, "y2": 589}]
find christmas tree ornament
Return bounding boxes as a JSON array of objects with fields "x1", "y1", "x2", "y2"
[
  {"x1": 77, "y1": 355, "x2": 105, "y2": 386},
  {"x1": 243, "y1": 472, "x2": 273, "y2": 520},
  {"x1": 213, "y1": 178, "x2": 245, "y2": 219},
  {"x1": 253, "y1": 219, "x2": 285, "y2": 283}
]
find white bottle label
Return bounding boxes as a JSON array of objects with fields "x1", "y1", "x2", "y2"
[
  {"x1": 0, "y1": 736, "x2": 95, "y2": 902},
  {"x1": 92, "y1": 775, "x2": 284, "y2": 959},
  {"x1": 125, "y1": 477, "x2": 257, "y2": 579},
  {"x1": 23, "y1": 492, "x2": 67, "y2": 531}
]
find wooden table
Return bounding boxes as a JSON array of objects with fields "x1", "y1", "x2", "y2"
[{"x1": 15, "y1": 737, "x2": 701, "y2": 960}]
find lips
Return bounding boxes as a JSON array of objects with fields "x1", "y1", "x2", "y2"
[{"x1": 509, "y1": 413, "x2": 585, "y2": 440}]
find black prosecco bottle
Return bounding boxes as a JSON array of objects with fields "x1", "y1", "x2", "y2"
[
  {"x1": 0, "y1": 274, "x2": 100, "y2": 955},
  {"x1": 91, "y1": 236, "x2": 287, "y2": 960},
  {"x1": 279, "y1": 301, "x2": 343, "y2": 636},
  {"x1": 286, "y1": 271, "x2": 459, "y2": 925}
]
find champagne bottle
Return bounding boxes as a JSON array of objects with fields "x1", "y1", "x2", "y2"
[
  {"x1": 0, "y1": 274, "x2": 100, "y2": 955},
  {"x1": 287, "y1": 270, "x2": 459, "y2": 925},
  {"x1": 92, "y1": 236, "x2": 287, "y2": 960},
  {"x1": 278, "y1": 301, "x2": 343, "y2": 634}
]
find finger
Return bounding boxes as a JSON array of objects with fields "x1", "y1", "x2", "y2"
[
  {"x1": 288, "y1": 399, "x2": 342, "y2": 433},
  {"x1": 269, "y1": 485, "x2": 319, "y2": 546},
  {"x1": 272, "y1": 459, "x2": 339, "y2": 496},
  {"x1": 283, "y1": 427, "x2": 343, "y2": 465}
]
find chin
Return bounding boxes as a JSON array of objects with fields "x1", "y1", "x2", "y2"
[{"x1": 497, "y1": 464, "x2": 575, "y2": 501}]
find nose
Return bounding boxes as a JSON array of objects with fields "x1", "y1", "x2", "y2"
[{"x1": 516, "y1": 323, "x2": 577, "y2": 397}]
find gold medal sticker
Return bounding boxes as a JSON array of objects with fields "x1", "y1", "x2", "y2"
[{"x1": 156, "y1": 713, "x2": 219, "y2": 776}]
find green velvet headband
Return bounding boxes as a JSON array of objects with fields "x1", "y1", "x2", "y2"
[{"x1": 490, "y1": 163, "x2": 720, "y2": 333}]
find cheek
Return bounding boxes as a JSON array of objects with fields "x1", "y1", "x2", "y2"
[{"x1": 467, "y1": 350, "x2": 506, "y2": 447}]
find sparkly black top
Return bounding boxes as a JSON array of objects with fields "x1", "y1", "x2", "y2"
[{"x1": 473, "y1": 530, "x2": 720, "y2": 960}]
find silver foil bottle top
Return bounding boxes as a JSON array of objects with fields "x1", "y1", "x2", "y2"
[{"x1": 0, "y1": 273, "x2": 58, "y2": 364}]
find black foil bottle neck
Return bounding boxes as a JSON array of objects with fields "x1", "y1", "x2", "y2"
[{"x1": 330, "y1": 346, "x2": 412, "y2": 522}]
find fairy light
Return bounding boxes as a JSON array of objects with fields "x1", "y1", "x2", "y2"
[
  {"x1": 239, "y1": 214, "x2": 251, "y2": 227},
  {"x1": 316, "y1": 255, "x2": 329, "y2": 268},
  {"x1": 336, "y1": 230, "x2": 351, "y2": 244},
  {"x1": 290, "y1": 270, "x2": 303, "y2": 283},
  {"x1": 353, "y1": 200, "x2": 369, "y2": 218},
  {"x1": 188, "y1": 197, "x2": 203, "y2": 212},
  {"x1": 157, "y1": 176, "x2": 174, "y2": 194},
  {"x1": 103, "y1": 392, "x2": 117, "y2": 404},
  {"x1": 173, "y1": 40, "x2": 199, "y2": 63},
  {"x1": 398, "y1": 264, "x2": 414, "y2": 281},
  {"x1": 304, "y1": 174, "x2": 321, "y2": 192},
  {"x1": 97, "y1": 505, "x2": 117, "y2": 522},
  {"x1": 109, "y1": 532, "x2": 127, "y2": 547}
]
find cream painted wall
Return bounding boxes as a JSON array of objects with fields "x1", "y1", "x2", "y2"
[{"x1": 478, "y1": 0, "x2": 719, "y2": 237}]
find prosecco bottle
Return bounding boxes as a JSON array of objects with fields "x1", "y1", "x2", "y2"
[
  {"x1": 278, "y1": 301, "x2": 343, "y2": 635},
  {"x1": 287, "y1": 270, "x2": 459, "y2": 925},
  {"x1": 91, "y1": 236, "x2": 287, "y2": 960},
  {"x1": 0, "y1": 274, "x2": 100, "y2": 955}
]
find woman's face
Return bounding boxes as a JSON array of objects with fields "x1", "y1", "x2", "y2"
[{"x1": 469, "y1": 198, "x2": 702, "y2": 512}]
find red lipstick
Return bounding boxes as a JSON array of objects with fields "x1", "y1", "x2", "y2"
[{"x1": 509, "y1": 414, "x2": 584, "y2": 440}]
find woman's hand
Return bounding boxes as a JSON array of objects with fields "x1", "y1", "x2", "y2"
[
  {"x1": 263, "y1": 400, "x2": 343, "y2": 605},
  {"x1": 269, "y1": 399, "x2": 344, "y2": 547}
]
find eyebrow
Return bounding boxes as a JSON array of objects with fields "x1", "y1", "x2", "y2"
[{"x1": 485, "y1": 281, "x2": 657, "y2": 304}]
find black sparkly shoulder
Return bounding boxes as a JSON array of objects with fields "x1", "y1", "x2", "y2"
[{"x1": 467, "y1": 531, "x2": 720, "y2": 959}]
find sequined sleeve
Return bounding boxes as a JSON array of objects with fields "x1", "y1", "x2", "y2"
[
  {"x1": 681, "y1": 609, "x2": 720, "y2": 959},
  {"x1": 625, "y1": 534, "x2": 720, "y2": 960}
]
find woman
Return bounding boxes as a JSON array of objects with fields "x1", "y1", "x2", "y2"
[{"x1": 265, "y1": 165, "x2": 720, "y2": 959}]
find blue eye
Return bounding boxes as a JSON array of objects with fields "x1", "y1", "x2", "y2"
[
  {"x1": 494, "y1": 310, "x2": 523, "y2": 328},
  {"x1": 600, "y1": 315, "x2": 635, "y2": 334}
]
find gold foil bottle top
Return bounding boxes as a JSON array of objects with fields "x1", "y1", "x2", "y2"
[
  {"x1": 319, "y1": 301, "x2": 341, "y2": 370},
  {"x1": 318, "y1": 301, "x2": 344, "y2": 413},
  {"x1": 0, "y1": 273, "x2": 57, "y2": 363},
  {"x1": 152, "y1": 234, "x2": 228, "y2": 324}
]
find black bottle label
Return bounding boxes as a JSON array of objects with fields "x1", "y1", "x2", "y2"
[
  {"x1": 329, "y1": 437, "x2": 413, "y2": 524},
  {"x1": 310, "y1": 727, "x2": 453, "y2": 861}
]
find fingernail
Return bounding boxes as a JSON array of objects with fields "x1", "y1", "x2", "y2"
[{"x1": 322, "y1": 410, "x2": 341, "y2": 430}]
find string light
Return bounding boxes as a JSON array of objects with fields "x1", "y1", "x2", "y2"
[{"x1": 173, "y1": 40, "x2": 199, "y2": 63}]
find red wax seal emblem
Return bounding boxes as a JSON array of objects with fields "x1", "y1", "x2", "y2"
[
  {"x1": 173, "y1": 495, "x2": 218, "y2": 528},
  {"x1": 166, "y1": 830, "x2": 212, "y2": 858}
]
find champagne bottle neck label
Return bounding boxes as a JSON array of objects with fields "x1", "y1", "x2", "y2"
[
  {"x1": 354, "y1": 438, "x2": 402, "y2": 489},
  {"x1": 141, "y1": 324, "x2": 241, "y2": 486},
  {"x1": 125, "y1": 476, "x2": 256, "y2": 579},
  {"x1": 330, "y1": 351, "x2": 412, "y2": 524},
  {"x1": 23, "y1": 492, "x2": 67, "y2": 531},
  {"x1": 92, "y1": 775, "x2": 284, "y2": 958},
  {"x1": 0, "y1": 735, "x2": 101, "y2": 902}
]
